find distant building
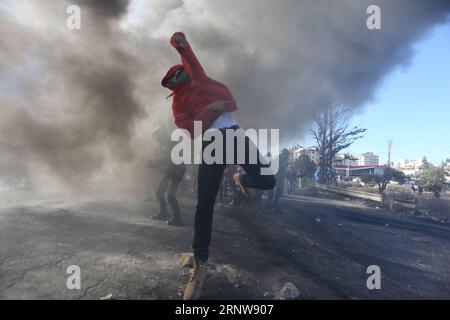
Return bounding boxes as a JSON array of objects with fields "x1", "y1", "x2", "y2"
[
  {"x1": 291, "y1": 145, "x2": 320, "y2": 164},
  {"x1": 336, "y1": 153, "x2": 358, "y2": 166},
  {"x1": 335, "y1": 165, "x2": 386, "y2": 179},
  {"x1": 358, "y1": 152, "x2": 379, "y2": 166},
  {"x1": 393, "y1": 159, "x2": 422, "y2": 177}
]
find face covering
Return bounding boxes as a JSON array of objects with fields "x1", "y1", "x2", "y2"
[{"x1": 167, "y1": 68, "x2": 188, "y2": 87}]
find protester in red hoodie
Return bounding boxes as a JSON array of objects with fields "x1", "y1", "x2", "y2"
[
  {"x1": 162, "y1": 32, "x2": 238, "y2": 137},
  {"x1": 162, "y1": 32, "x2": 275, "y2": 300}
]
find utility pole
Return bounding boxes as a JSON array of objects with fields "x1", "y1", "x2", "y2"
[{"x1": 387, "y1": 139, "x2": 392, "y2": 167}]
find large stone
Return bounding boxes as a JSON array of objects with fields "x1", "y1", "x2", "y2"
[
  {"x1": 280, "y1": 282, "x2": 300, "y2": 299},
  {"x1": 177, "y1": 252, "x2": 194, "y2": 268}
]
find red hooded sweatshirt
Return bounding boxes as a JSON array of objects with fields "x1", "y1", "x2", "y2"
[{"x1": 161, "y1": 32, "x2": 238, "y2": 138}]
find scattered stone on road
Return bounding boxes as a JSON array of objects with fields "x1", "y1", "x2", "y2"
[
  {"x1": 2, "y1": 191, "x2": 450, "y2": 299},
  {"x1": 177, "y1": 252, "x2": 194, "y2": 268},
  {"x1": 280, "y1": 282, "x2": 300, "y2": 300},
  {"x1": 207, "y1": 264, "x2": 216, "y2": 273},
  {"x1": 100, "y1": 293, "x2": 113, "y2": 300}
]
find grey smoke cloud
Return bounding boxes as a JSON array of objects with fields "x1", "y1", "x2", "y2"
[
  {"x1": 0, "y1": 0, "x2": 449, "y2": 193},
  {"x1": 75, "y1": 0, "x2": 130, "y2": 18}
]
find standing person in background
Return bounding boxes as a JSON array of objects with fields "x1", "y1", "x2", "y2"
[
  {"x1": 267, "y1": 149, "x2": 289, "y2": 212},
  {"x1": 287, "y1": 165, "x2": 298, "y2": 194},
  {"x1": 254, "y1": 152, "x2": 272, "y2": 209},
  {"x1": 418, "y1": 185, "x2": 424, "y2": 196},
  {"x1": 217, "y1": 166, "x2": 232, "y2": 206},
  {"x1": 148, "y1": 128, "x2": 186, "y2": 226}
]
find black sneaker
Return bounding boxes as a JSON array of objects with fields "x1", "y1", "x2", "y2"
[{"x1": 167, "y1": 217, "x2": 182, "y2": 226}]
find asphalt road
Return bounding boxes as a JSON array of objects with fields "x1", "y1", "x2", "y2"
[{"x1": 0, "y1": 190, "x2": 449, "y2": 299}]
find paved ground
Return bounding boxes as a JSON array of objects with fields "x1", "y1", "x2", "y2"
[{"x1": 1, "y1": 189, "x2": 449, "y2": 299}]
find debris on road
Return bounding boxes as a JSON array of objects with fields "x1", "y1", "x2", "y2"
[
  {"x1": 207, "y1": 264, "x2": 216, "y2": 273},
  {"x1": 280, "y1": 282, "x2": 300, "y2": 299},
  {"x1": 177, "y1": 252, "x2": 194, "y2": 268},
  {"x1": 100, "y1": 293, "x2": 113, "y2": 300},
  {"x1": 2, "y1": 190, "x2": 450, "y2": 300},
  {"x1": 180, "y1": 268, "x2": 190, "y2": 276},
  {"x1": 307, "y1": 239, "x2": 318, "y2": 247}
]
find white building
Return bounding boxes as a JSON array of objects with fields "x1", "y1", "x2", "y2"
[
  {"x1": 336, "y1": 153, "x2": 359, "y2": 166},
  {"x1": 357, "y1": 152, "x2": 379, "y2": 166},
  {"x1": 291, "y1": 145, "x2": 320, "y2": 164},
  {"x1": 393, "y1": 159, "x2": 422, "y2": 177}
]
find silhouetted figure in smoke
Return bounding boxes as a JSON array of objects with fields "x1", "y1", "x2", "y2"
[
  {"x1": 161, "y1": 32, "x2": 275, "y2": 300},
  {"x1": 189, "y1": 164, "x2": 199, "y2": 193},
  {"x1": 267, "y1": 148, "x2": 290, "y2": 212},
  {"x1": 254, "y1": 152, "x2": 272, "y2": 209},
  {"x1": 148, "y1": 128, "x2": 186, "y2": 226},
  {"x1": 287, "y1": 165, "x2": 298, "y2": 194},
  {"x1": 218, "y1": 165, "x2": 234, "y2": 206}
]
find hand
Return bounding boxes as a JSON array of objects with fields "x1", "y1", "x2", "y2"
[
  {"x1": 207, "y1": 100, "x2": 234, "y2": 113},
  {"x1": 172, "y1": 32, "x2": 187, "y2": 48}
]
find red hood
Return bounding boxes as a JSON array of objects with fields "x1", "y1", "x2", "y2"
[
  {"x1": 163, "y1": 31, "x2": 238, "y2": 137},
  {"x1": 161, "y1": 64, "x2": 186, "y2": 91}
]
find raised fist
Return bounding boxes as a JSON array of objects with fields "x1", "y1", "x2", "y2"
[{"x1": 171, "y1": 32, "x2": 187, "y2": 48}]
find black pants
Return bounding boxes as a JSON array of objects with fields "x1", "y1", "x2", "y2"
[
  {"x1": 193, "y1": 128, "x2": 276, "y2": 262},
  {"x1": 267, "y1": 172, "x2": 286, "y2": 208},
  {"x1": 156, "y1": 173, "x2": 183, "y2": 219}
]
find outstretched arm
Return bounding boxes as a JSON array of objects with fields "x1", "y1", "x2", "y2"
[{"x1": 170, "y1": 32, "x2": 207, "y2": 80}]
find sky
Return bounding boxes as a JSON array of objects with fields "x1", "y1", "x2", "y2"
[{"x1": 314, "y1": 23, "x2": 450, "y2": 165}]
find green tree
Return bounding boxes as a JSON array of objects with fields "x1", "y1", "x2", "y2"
[
  {"x1": 421, "y1": 156, "x2": 430, "y2": 170},
  {"x1": 294, "y1": 153, "x2": 316, "y2": 185},
  {"x1": 362, "y1": 167, "x2": 406, "y2": 194},
  {"x1": 418, "y1": 164, "x2": 446, "y2": 198},
  {"x1": 444, "y1": 159, "x2": 450, "y2": 179}
]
